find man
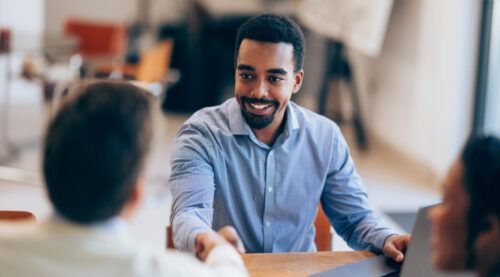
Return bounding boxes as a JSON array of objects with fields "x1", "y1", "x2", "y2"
[
  {"x1": 429, "y1": 135, "x2": 500, "y2": 276},
  {"x1": 0, "y1": 81, "x2": 247, "y2": 277},
  {"x1": 170, "y1": 14, "x2": 409, "y2": 260}
]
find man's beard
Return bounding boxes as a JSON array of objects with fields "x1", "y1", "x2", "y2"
[{"x1": 240, "y1": 96, "x2": 279, "y2": 130}]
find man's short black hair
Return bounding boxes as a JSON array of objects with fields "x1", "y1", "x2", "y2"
[
  {"x1": 43, "y1": 81, "x2": 153, "y2": 224},
  {"x1": 461, "y1": 135, "x2": 500, "y2": 267},
  {"x1": 235, "y1": 13, "x2": 305, "y2": 72}
]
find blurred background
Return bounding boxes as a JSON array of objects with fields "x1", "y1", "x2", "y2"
[{"x1": 0, "y1": 0, "x2": 499, "y2": 251}]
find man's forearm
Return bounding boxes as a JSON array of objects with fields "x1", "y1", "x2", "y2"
[
  {"x1": 349, "y1": 213, "x2": 397, "y2": 252},
  {"x1": 172, "y1": 210, "x2": 213, "y2": 252}
]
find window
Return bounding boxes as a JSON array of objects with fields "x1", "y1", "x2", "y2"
[{"x1": 474, "y1": 0, "x2": 500, "y2": 136}]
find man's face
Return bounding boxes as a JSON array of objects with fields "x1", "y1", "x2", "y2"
[
  {"x1": 235, "y1": 39, "x2": 303, "y2": 130},
  {"x1": 429, "y1": 159, "x2": 470, "y2": 270}
]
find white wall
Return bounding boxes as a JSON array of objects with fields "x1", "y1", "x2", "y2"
[
  {"x1": 350, "y1": 0, "x2": 480, "y2": 179},
  {"x1": 44, "y1": 0, "x2": 187, "y2": 34},
  {"x1": 0, "y1": 0, "x2": 45, "y2": 49},
  {"x1": 0, "y1": 0, "x2": 45, "y2": 33},
  {"x1": 484, "y1": 0, "x2": 500, "y2": 137},
  {"x1": 0, "y1": 0, "x2": 46, "y2": 148},
  {"x1": 44, "y1": 0, "x2": 137, "y2": 34}
]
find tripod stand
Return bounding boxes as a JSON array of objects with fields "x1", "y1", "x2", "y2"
[{"x1": 318, "y1": 41, "x2": 367, "y2": 150}]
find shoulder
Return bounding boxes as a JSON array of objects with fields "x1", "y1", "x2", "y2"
[
  {"x1": 289, "y1": 102, "x2": 341, "y2": 138},
  {"x1": 181, "y1": 98, "x2": 235, "y2": 135}
]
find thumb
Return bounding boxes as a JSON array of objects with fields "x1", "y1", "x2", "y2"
[
  {"x1": 218, "y1": 226, "x2": 245, "y2": 253},
  {"x1": 385, "y1": 244, "x2": 404, "y2": 262}
]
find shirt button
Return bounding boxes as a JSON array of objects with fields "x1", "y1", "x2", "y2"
[
  {"x1": 268, "y1": 187, "x2": 273, "y2": 192},
  {"x1": 265, "y1": 221, "x2": 271, "y2": 227}
]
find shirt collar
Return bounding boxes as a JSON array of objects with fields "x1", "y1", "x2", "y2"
[
  {"x1": 227, "y1": 98, "x2": 300, "y2": 136},
  {"x1": 228, "y1": 98, "x2": 249, "y2": 135},
  {"x1": 50, "y1": 212, "x2": 129, "y2": 235}
]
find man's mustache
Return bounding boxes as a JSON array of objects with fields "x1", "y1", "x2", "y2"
[{"x1": 241, "y1": 97, "x2": 278, "y2": 105}]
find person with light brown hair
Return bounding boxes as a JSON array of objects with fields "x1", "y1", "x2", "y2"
[{"x1": 0, "y1": 81, "x2": 247, "y2": 277}]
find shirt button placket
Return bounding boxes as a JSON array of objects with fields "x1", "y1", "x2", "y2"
[{"x1": 263, "y1": 149, "x2": 275, "y2": 252}]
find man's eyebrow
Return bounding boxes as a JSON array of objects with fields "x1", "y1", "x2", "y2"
[
  {"x1": 237, "y1": 64, "x2": 255, "y2": 71},
  {"x1": 266, "y1": 68, "x2": 288, "y2": 75}
]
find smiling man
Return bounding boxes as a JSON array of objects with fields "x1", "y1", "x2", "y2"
[{"x1": 170, "y1": 14, "x2": 409, "y2": 260}]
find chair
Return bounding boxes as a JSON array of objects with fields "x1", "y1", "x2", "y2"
[
  {"x1": 0, "y1": 211, "x2": 36, "y2": 222},
  {"x1": 41, "y1": 18, "x2": 128, "y2": 115},
  {"x1": 64, "y1": 18, "x2": 127, "y2": 60},
  {"x1": 314, "y1": 204, "x2": 332, "y2": 251},
  {"x1": 166, "y1": 204, "x2": 332, "y2": 251},
  {"x1": 98, "y1": 40, "x2": 174, "y2": 83}
]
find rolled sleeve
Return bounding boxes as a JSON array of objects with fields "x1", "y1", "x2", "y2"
[
  {"x1": 170, "y1": 124, "x2": 217, "y2": 252},
  {"x1": 321, "y1": 125, "x2": 397, "y2": 252}
]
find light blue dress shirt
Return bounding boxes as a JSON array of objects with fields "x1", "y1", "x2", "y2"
[{"x1": 170, "y1": 98, "x2": 395, "y2": 253}]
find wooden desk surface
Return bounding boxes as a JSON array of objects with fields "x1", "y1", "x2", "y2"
[{"x1": 242, "y1": 251, "x2": 375, "y2": 277}]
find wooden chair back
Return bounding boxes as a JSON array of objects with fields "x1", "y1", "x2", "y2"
[
  {"x1": 314, "y1": 204, "x2": 332, "y2": 251},
  {"x1": 136, "y1": 40, "x2": 174, "y2": 83},
  {"x1": 64, "y1": 18, "x2": 127, "y2": 58},
  {"x1": 0, "y1": 211, "x2": 36, "y2": 222}
]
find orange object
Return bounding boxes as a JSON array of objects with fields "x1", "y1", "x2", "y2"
[
  {"x1": 0, "y1": 28, "x2": 12, "y2": 54},
  {"x1": 0, "y1": 211, "x2": 36, "y2": 222},
  {"x1": 99, "y1": 40, "x2": 174, "y2": 83},
  {"x1": 64, "y1": 18, "x2": 127, "y2": 58},
  {"x1": 314, "y1": 204, "x2": 332, "y2": 251}
]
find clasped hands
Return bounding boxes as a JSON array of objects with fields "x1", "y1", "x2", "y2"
[{"x1": 195, "y1": 226, "x2": 246, "y2": 261}]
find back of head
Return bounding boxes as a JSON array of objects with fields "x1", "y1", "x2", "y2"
[
  {"x1": 235, "y1": 13, "x2": 305, "y2": 72},
  {"x1": 43, "y1": 81, "x2": 153, "y2": 224},
  {"x1": 461, "y1": 135, "x2": 500, "y2": 267}
]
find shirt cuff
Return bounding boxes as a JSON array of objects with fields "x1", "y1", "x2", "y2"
[
  {"x1": 205, "y1": 244, "x2": 245, "y2": 267},
  {"x1": 376, "y1": 232, "x2": 400, "y2": 252},
  {"x1": 188, "y1": 228, "x2": 210, "y2": 253}
]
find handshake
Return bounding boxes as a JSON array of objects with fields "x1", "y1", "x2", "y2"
[{"x1": 195, "y1": 226, "x2": 246, "y2": 261}]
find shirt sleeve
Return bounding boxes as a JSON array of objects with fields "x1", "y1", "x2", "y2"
[
  {"x1": 169, "y1": 123, "x2": 216, "y2": 252},
  {"x1": 204, "y1": 245, "x2": 248, "y2": 276},
  {"x1": 321, "y1": 125, "x2": 397, "y2": 252},
  {"x1": 160, "y1": 246, "x2": 248, "y2": 277}
]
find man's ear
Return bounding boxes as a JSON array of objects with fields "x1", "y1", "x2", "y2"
[
  {"x1": 121, "y1": 178, "x2": 145, "y2": 220},
  {"x1": 292, "y1": 69, "x2": 304, "y2": 94}
]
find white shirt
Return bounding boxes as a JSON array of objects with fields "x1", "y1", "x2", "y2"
[{"x1": 0, "y1": 216, "x2": 247, "y2": 277}]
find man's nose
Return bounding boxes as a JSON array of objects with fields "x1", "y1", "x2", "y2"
[{"x1": 251, "y1": 80, "x2": 268, "y2": 98}]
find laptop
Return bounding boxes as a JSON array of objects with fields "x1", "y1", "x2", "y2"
[{"x1": 310, "y1": 205, "x2": 474, "y2": 277}]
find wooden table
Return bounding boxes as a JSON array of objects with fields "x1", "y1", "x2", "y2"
[{"x1": 242, "y1": 251, "x2": 375, "y2": 277}]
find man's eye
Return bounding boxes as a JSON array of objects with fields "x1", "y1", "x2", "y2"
[
  {"x1": 268, "y1": 76, "x2": 283, "y2": 82},
  {"x1": 240, "y1": 74, "x2": 254, "y2": 80}
]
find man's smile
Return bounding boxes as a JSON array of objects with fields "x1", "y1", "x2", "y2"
[
  {"x1": 244, "y1": 101, "x2": 276, "y2": 116},
  {"x1": 241, "y1": 97, "x2": 278, "y2": 117}
]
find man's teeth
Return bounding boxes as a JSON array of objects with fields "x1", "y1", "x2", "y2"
[{"x1": 249, "y1": 103, "x2": 272, "y2": 110}]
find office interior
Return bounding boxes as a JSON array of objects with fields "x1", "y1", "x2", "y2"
[{"x1": 0, "y1": 0, "x2": 499, "y2": 255}]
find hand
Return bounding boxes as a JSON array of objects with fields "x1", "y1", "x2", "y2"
[
  {"x1": 195, "y1": 226, "x2": 245, "y2": 261},
  {"x1": 383, "y1": 234, "x2": 411, "y2": 263},
  {"x1": 195, "y1": 231, "x2": 229, "y2": 261},
  {"x1": 217, "y1": 226, "x2": 245, "y2": 254}
]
